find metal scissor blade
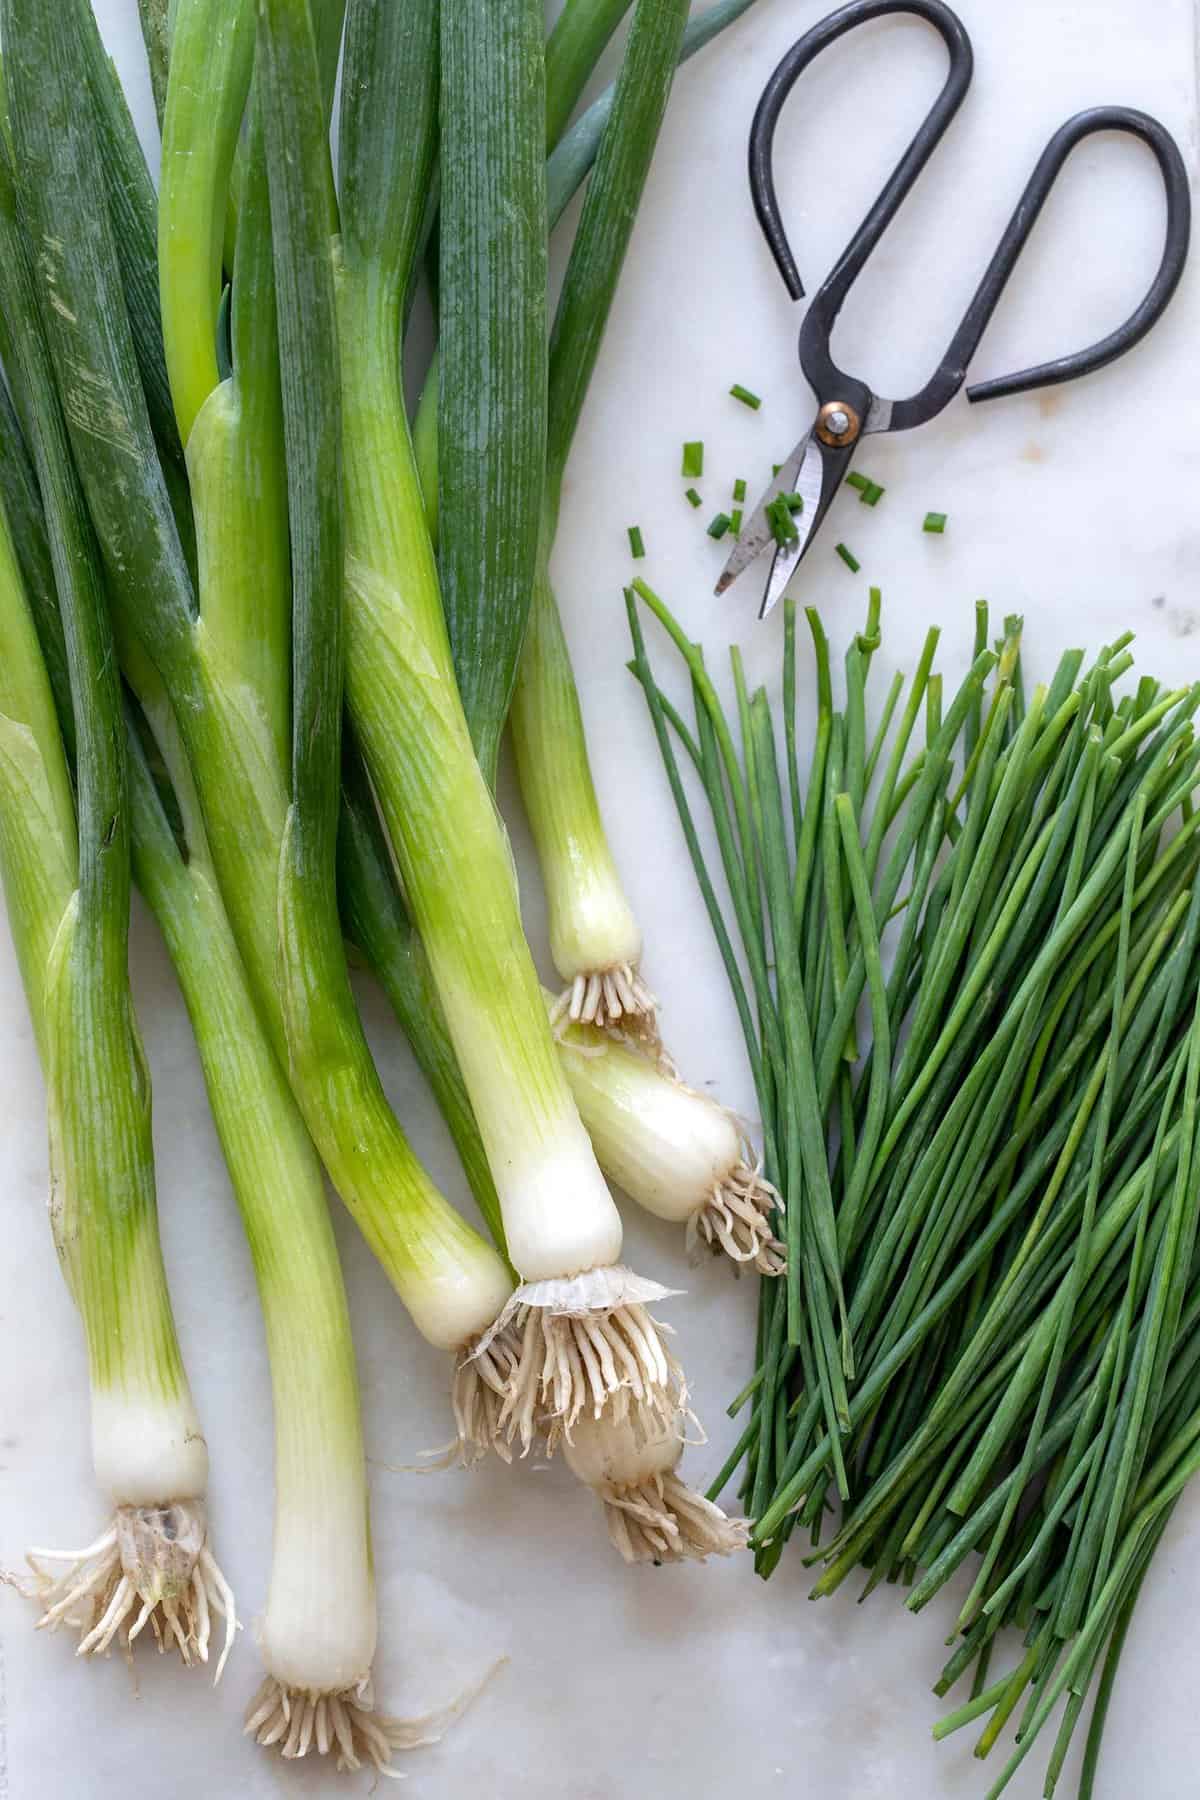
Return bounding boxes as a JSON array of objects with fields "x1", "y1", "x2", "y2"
[
  {"x1": 758, "y1": 434, "x2": 827, "y2": 618},
  {"x1": 713, "y1": 432, "x2": 812, "y2": 595}
]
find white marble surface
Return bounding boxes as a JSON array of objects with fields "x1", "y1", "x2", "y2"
[{"x1": 2, "y1": 2, "x2": 1199, "y2": 1796}]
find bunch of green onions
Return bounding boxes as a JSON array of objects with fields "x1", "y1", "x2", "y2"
[
  {"x1": 632, "y1": 580, "x2": 1200, "y2": 1796},
  {"x1": 0, "y1": 0, "x2": 775, "y2": 1770}
]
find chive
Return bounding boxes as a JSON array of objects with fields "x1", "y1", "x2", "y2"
[
  {"x1": 765, "y1": 494, "x2": 799, "y2": 547},
  {"x1": 730, "y1": 382, "x2": 761, "y2": 409},
  {"x1": 861, "y1": 480, "x2": 884, "y2": 506},
  {"x1": 835, "y1": 543, "x2": 861, "y2": 572},
  {"x1": 772, "y1": 462, "x2": 782, "y2": 476},
  {"x1": 628, "y1": 524, "x2": 646, "y2": 557},
  {"x1": 845, "y1": 472, "x2": 869, "y2": 492},
  {"x1": 733, "y1": 477, "x2": 747, "y2": 502},
  {"x1": 783, "y1": 492, "x2": 804, "y2": 513},
  {"x1": 707, "y1": 512, "x2": 732, "y2": 540},
  {"x1": 685, "y1": 486, "x2": 702, "y2": 508},
  {"x1": 923, "y1": 511, "x2": 948, "y2": 533},
  {"x1": 681, "y1": 439, "x2": 704, "y2": 477},
  {"x1": 731, "y1": 507, "x2": 743, "y2": 535}
]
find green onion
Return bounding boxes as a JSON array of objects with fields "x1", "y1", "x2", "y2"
[
  {"x1": 681, "y1": 439, "x2": 704, "y2": 477},
  {"x1": 337, "y1": 733, "x2": 760, "y2": 1557},
  {"x1": 733, "y1": 477, "x2": 747, "y2": 502},
  {"x1": 507, "y1": 0, "x2": 690, "y2": 1035},
  {"x1": 684, "y1": 487, "x2": 702, "y2": 509},
  {"x1": 628, "y1": 523, "x2": 646, "y2": 556},
  {"x1": 438, "y1": 0, "x2": 547, "y2": 788},
  {"x1": 411, "y1": 0, "x2": 766, "y2": 538},
  {"x1": 338, "y1": 0, "x2": 682, "y2": 1436},
  {"x1": 924, "y1": 511, "x2": 948, "y2": 533},
  {"x1": 835, "y1": 542, "x2": 861, "y2": 572},
  {"x1": 0, "y1": 62, "x2": 232, "y2": 1663},
  {"x1": 708, "y1": 512, "x2": 732, "y2": 540},
  {"x1": 544, "y1": 0, "x2": 632, "y2": 149},
  {"x1": 845, "y1": 471, "x2": 869, "y2": 492},
  {"x1": 136, "y1": 0, "x2": 170, "y2": 127},
  {"x1": 731, "y1": 506, "x2": 744, "y2": 535},
  {"x1": 783, "y1": 492, "x2": 804, "y2": 512},
  {"x1": 729, "y1": 382, "x2": 761, "y2": 409}
]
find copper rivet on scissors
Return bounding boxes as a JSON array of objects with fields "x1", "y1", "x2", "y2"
[{"x1": 816, "y1": 400, "x2": 861, "y2": 447}]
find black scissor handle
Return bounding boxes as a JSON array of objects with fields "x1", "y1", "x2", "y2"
[
  {"x1": 751, "y1": 2, "x2": 1191, "y2": 433},
  {"x1": 952, "y1": 108, "x2": 1192, "y2": 412},
  {"x1": 750, "y1": 0, "x2": 973, "y2": 313}
]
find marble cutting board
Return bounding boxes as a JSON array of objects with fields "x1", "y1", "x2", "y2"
[{"x1": 1, "y1": 2, "x2": 1198, "y2": 1796}]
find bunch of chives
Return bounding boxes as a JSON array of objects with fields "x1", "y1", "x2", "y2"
[{"x1": 630, "y1": 580, "x2": 1200, "y2": 1794}]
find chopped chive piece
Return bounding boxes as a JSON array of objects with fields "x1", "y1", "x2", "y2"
[
  {"x1": 706, "y1": 512, "x2": 732, "y2": 540},
  {"x1": 765, "y1": 494, "x2": 799, "y2": 547},
  {"x1": 628, "y1": 524, "x2": 645, "y2": 558},
  {"x1": 783, "y1": 492, "x2": 804, "y2": 513},
  {"x1": 729, "y1": 383, "x2": 761, "y2": 410},
  {"x1": 731, "y1": 507, "x2": 743, "y2": 536},
  {"x1": 684, "y1": 486, "x2": 702, "y2": 509},
  {"x1": 861, "y1": 480, "x2": 885, "y2": 506},
  {"x1": 835, "y1": 542, "x2": 861, "y2": 572},
  {"x1": 681, "y1": 440, "x2": 704, "y2": 478},
  {"x1": 923, "y1": 511, "x2": 948, "y2": 534},
  {"x1": 733, "y1": 477, "x2": 747, "y2": 503},
  {"x1": 845, "y1": 471, "x2": 869, "y2": 493},
  {"x1": 772, "y1": 462, "x2": 782, "y2": 477}
]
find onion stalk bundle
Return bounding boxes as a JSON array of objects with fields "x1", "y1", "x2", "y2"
[
  {"x1": 332, "y1": 0, "x2": 686, "y2": 1434},
  {"x1": 14, "y1": 0, "x2": 520, "y2": 1454},
  {"x1": 0, "y1": 136, "x2": 231, "y2": 1669},
  {"x1": 0, "y1": 6, "x2": 468, "y2": 1766},
  {"x1": 336, "y1": 748, "x2": 759, "y2": 1558},
  {"x1": 632, "y1": 581, "x2": 1200, "y2": 1796}
]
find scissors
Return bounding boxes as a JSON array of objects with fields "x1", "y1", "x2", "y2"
[{"x1": 717, "y1": 0, "x2": 1192, "y2": 618}]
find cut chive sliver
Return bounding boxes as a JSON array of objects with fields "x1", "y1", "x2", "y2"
[
  {"x1": 783, "y1": 492, "x2": 804, "y2": 513},
  {"x1": 835, "y1": 542, "x2": 860, "y2": 572},
  {"x1": 923, "y1": 511, "x2": 948, "y2": 534},
  {"x1": 845, "y1": 472, "x2": 869, "y2": 492},
  {"x1": 733, "y1": 477, "x2": 747, "y2": 503},
  {"x1": 684, "y1": 487, "x2": 702, "y2": 509},
  {"x1": 628, "y1": 525, "x2": 645, "y2": 558},
  {"x1": 729, "y1": 383, "x2": 761, "y2": 410},
  {"x1": 681, "y1": 440, "x2": 703, "y2": 478},
  {"x1": 861, "y1": 481, "x2": 884, "y2": 506},
  {"x1": 731, "y1": 507, "x2": 743, "y2": 535},
  {"x1": 766, "y1": 495, "x2": 799, "y2": 547},
  {"x1": 707, "y1": 512, "x2": 731, "y2": 540}
]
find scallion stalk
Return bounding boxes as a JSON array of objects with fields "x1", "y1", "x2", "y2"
[
  {"x1": 335, "y1": 0, "x2": 682, "y2": 1439},
  {"x1": 0, "y1": 118, "x2": 232, "y2": 1666},
  {"x1": 438, "y1": 0, "x2": 547, "y2": 787},
  {"x1": 410, "y1": 0, "x2": 765, "y2": 536},
  {"x1": 554, "y1": 1013, "x2": 785, "y2": 1273},
  {"x1": 505, "y1": 0, "x2": 689, "y2": 1039}
]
